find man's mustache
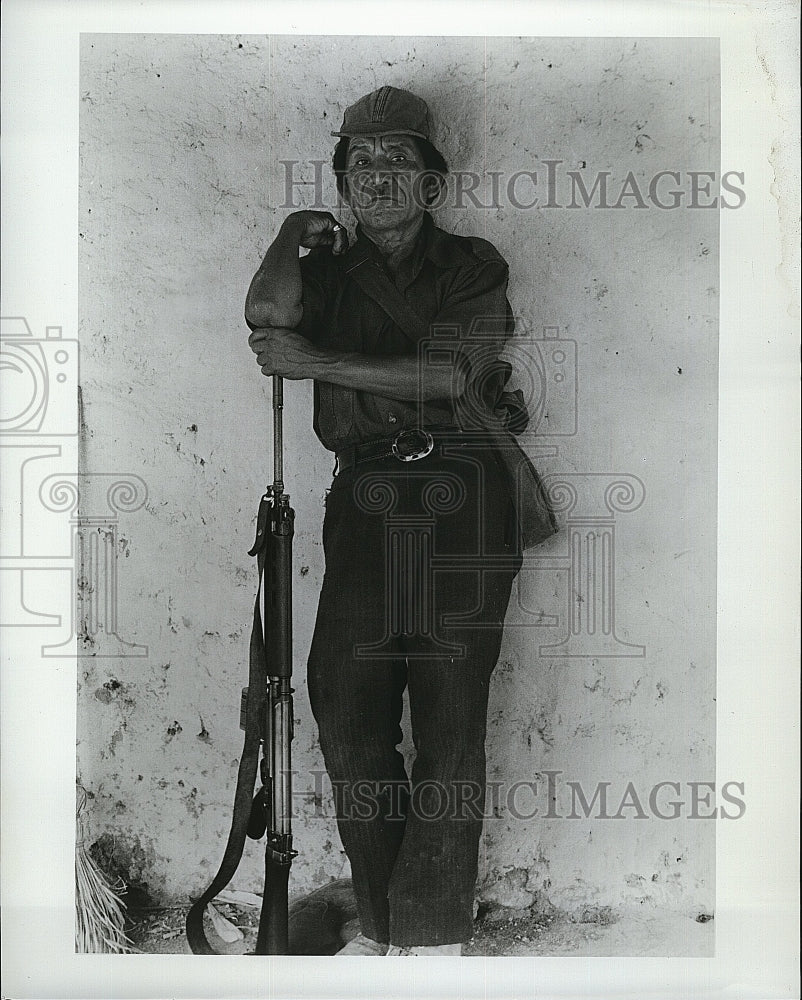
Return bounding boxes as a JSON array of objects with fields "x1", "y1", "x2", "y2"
[
  {"x1": 346, "y1": 171, "x2": 439, "y2": 210},
  {"x1": 349, "y1": 174, "x2": 407, "y2": 204}
]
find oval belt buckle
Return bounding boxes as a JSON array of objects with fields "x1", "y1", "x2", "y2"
[{"x1": 392, "y1": 428, "x2": 434, "y2": 462}]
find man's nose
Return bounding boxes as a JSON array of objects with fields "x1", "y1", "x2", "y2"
[{"x1": 370, "y1": 161, "x2": 393, "y2": 187}]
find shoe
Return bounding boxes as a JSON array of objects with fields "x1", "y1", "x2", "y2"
[
  {"x1": 387, "y1": 943, "x2": 463, "y2": 956},
  {"x1": 336, "y1": 933, "x2": 389, "y2": 956}
]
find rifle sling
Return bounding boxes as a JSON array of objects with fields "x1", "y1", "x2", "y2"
[{"x1": 185, "y1": 498, "x2": 271, "y2": 955}]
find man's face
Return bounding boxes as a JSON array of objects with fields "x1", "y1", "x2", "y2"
[{"x1": 343, "y1": 134, "x2": 433, "y2": 231}]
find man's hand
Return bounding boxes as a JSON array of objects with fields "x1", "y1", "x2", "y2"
[
  {"x1": 246, "y1": 213, "x2": 349, "y2": 330},
  {"x1": 284, "y1": 211, "x2": 349, "y2": 255},
  {"x1": 249, "y1": 326, "x2": 328, "y2": 380}
]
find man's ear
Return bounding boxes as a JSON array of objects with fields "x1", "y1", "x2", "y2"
[{"x1": 423, "y1": 173, "x2": 446, "y2": 209}]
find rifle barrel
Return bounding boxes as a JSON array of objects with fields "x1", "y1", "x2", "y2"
[{"x1": 272, "y1": 376, "x2": 284, "y2": 495}]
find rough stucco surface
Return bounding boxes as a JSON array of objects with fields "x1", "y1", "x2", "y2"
[{"x1": 78, "y1": 35, "x2": 718, "y2": 922}]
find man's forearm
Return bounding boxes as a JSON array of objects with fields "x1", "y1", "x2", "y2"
[
  {"x1": 310, "y1": 349, "x2": 463, "y2": 402},
  {"x1": 245, "y1": 218, "x2": 304, "y2": 329},
  {"x1": 249, "y1": 326, "x2": 465, "y2": 401}
]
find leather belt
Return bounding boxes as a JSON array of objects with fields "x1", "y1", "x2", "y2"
[{"x1": 335, "y1": 427, "x2": 452, "y2": 475}]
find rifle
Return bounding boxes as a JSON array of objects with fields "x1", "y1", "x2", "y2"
[{"x1": 186, "y1": 375, "x2": 296, "y2": 954}]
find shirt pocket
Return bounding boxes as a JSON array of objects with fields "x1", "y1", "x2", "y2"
[
  {"x1": 318, "y1": 383, "x2": 355, "y2": 441},
  {"x1": 316, "y1": 299, "x2": 357, "y2": 442}
]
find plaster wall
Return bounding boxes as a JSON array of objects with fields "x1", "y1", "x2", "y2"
[{"x1": 77, "y1": 34, "x2": 719, "y2": 920}]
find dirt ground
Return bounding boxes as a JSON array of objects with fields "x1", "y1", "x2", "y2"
[{"x1": 126, "y1": 898, "x2": 714, "y2": 958}]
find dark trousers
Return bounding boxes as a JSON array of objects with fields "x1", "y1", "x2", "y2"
[{"x1": 307, "y1": 445, "x2": 521, "y2": 946}]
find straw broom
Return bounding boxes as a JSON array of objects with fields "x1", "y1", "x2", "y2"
[{"x1": 75, "y1": 783, "x2": 132, "y2": 953}]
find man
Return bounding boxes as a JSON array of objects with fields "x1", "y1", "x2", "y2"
[{"x1": 246, "y1": 86, "x2": 555, "y2": 956}]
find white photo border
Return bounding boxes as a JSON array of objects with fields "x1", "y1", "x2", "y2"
[{"x1": 1, "y1": 2, "x2": 799, "y2": 998}]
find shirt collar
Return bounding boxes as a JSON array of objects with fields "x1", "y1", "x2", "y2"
[{"x1": 339, "y1": 211, "x2": 474, "y2": 276}]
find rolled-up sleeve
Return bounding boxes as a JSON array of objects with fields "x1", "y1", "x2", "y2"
[
  {"x1": 433, "y1": 256, "x2": 513, "y2": 346},
  {"x1": 429, "y1": 252, "x2": 515, "y2": 407},
  {"x1": 294, "y1": 250, "x2": 331, "y2": 343}
]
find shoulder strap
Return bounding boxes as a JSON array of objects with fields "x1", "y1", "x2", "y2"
[{"x1": 345, "y1": 259, "x2": 429, "y2": 344}]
